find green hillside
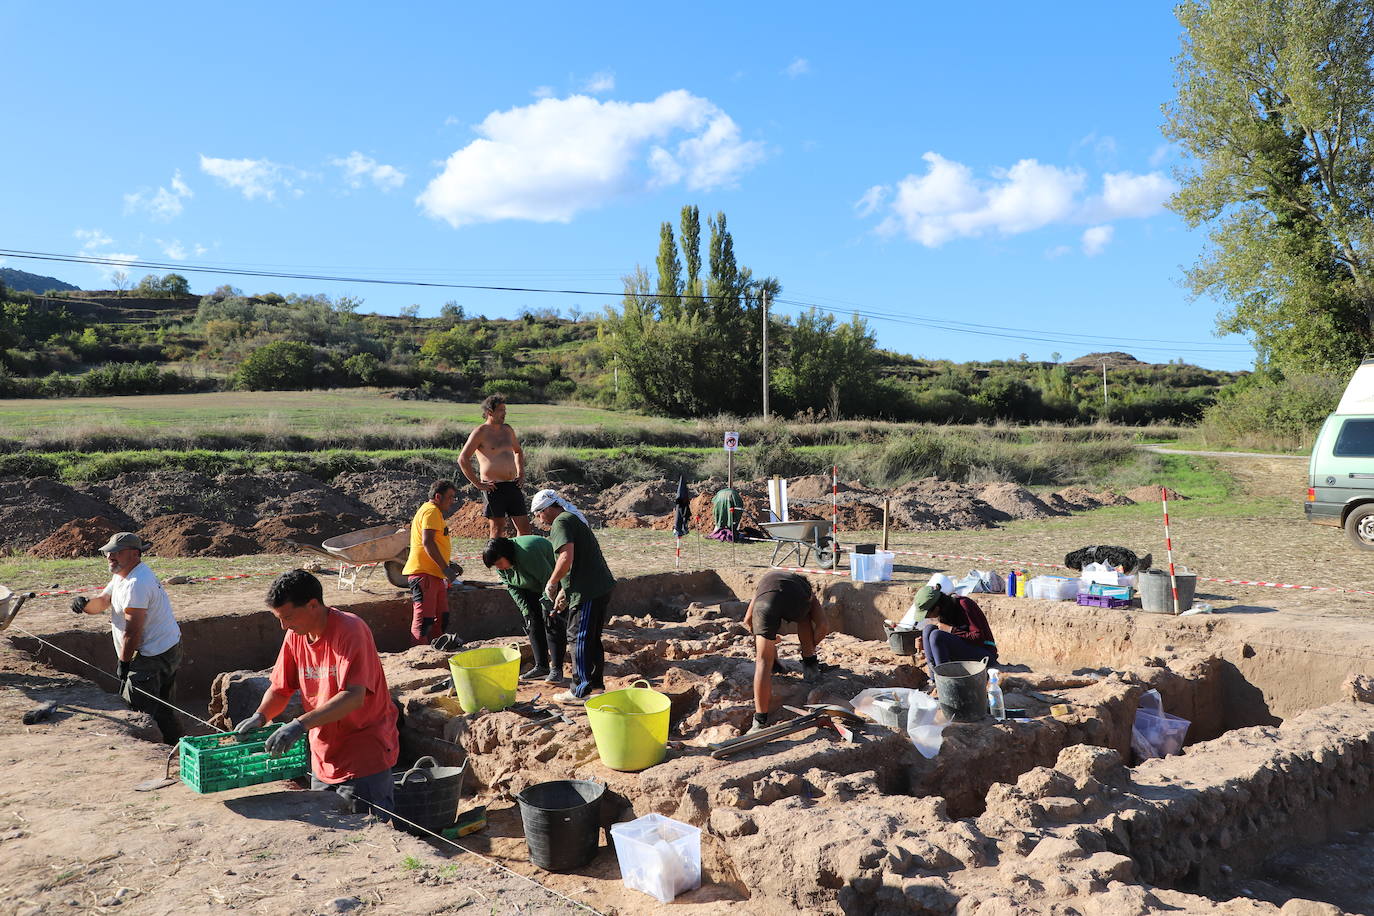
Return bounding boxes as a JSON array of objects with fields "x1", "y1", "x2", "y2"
[{"x1": 0, "y1": 273, "x2": 1247, "y2": 424}]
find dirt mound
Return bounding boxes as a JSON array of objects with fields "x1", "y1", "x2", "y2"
[
  {"x1": 1126, "y1": 485, "x2": 1184, "y2": 503},
  {"x1": 0, "y1": 477, "x2": 132, "y2": 551},
  {"x1": 219, "y1": 471, "x2": 374, "y2": 521},
  {"x1": 446, "y1": 501, "x2": 498, "y2": 539},
  {"x1": 99, "y1": 471, "x2": 223, "y2": 524},
  {"x1": 137, "y1": 514, "x2": 261, "y2": 558},
  {"x1": 28, "y1": 516, "x2": 124, "y2": 559},
  {"x1": 976, "y1": 482, "x2": 1063, "y2": 521},
  {"x1": 785, "y1": 474, "x2": 864, "y2": 501},
  {"x1": 598, "y1": 480, "x2": 678, "y2": 518},
  {"x1": 333, "y1": 471, "x2": 431, "y2": 522},
  {"x1": 888, "y1": 477, "x2": 998, "y2": 530},
  {"x1": 1046, "y1": 486, "x2": 1135, "y2": 512},
  {"x1": 250, "y1": 512, "x2": 370, "y2": 553}
]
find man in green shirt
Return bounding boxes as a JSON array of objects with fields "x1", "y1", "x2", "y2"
[
  {"x1": 529, "y1": 489, "x2": 616, "y2": 704},
  {"x1": 481, "y1": 535, "x2": 565, "y2": 684}
]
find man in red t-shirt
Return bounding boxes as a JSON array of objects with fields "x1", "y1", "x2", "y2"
[{"x1": 235, "y1": 569, "x2": 399, "y2": 818}]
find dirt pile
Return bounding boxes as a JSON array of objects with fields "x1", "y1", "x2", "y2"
[
  {"x1": 137, "y1": 513, "x2": 261, "y2": 557},
  {"x1": 1045, "y1": 485, "x2": 1135, "y2": 512},
  {"x1": 599, "y1": 480, "x2": 679, "y2": 518},
  {"x1": 888, "y1": 477, "x2": 999, "y2": 530},
  {"x1": 0, "y1": 477, "x2": 131, "y2": 552},
  {"x1": 333, "y1": 470, "x2": 431, "y2": 520},
  {"x1": 1127, "y1": 485, "x2": 1185, "y2": 503},
  {"x1": 977, "y1": 482, "x2": 1063, "y2": 521},
  {"x1": 99, "y1": 471, "x2": 225, "y2": 524},
  {"x1": 786, "y1": 474, "x2": 867, "y2": 501},
  {"x1": 27, "y1": 516, "x2": 123, "y2": 559},
  {"x1": 250, "y1": 512, "x2": 369, "y2": 553}
]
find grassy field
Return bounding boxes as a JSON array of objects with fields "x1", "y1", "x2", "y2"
[{"x1": 0, "y1": 390, "x2": 670, "y2": 436}]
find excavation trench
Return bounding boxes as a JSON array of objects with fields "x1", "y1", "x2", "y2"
[{"x1": 12, "y1": 570, "x2": 1374, "y2": 914}]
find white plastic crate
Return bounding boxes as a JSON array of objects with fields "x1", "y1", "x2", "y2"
[
  {"x1": 850, "y1": 550, "x2": 894, "y2": 582},
  {"x1": 611, "y1": 813, "x2": 702, "y2": 903},
  {"x1": 1028, "y1": 575, "x2": 1079, "y2": 600}
]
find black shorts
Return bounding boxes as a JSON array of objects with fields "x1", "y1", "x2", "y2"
[
  {"x1": 482, "y1": 481, "x2": 528, "y2": 519},
  {"x1": 751, "y1": 573, "x2": 812, "y2": 640}
]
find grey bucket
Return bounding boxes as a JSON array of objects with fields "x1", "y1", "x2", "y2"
[
  {"x1": 884, "y1": 623, "x2": 919, "y2": 656},
  {"x1": 933, "y1": 659, "x2": 990, "y2": 722},
  {"x1": 517, "y1": 779, "x2": 605, "y2": 872},
  {"x1": 1138, "y1": 569, "x2": 1197, "y2": 614}
]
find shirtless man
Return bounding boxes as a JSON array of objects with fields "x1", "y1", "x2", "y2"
[{"x1": 458, "y1": 395, "x2": 531, "y2": 537}]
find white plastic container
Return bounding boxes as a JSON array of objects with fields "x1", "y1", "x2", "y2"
[
  {"x1": 1028, "y1": 575, "x2": 1078, "y2": 600},
  {"x1": 611, "y1": 813, "x2": 702, "y2": 903},
  {"x1": 850, "y1": 550, "x2": 895, "y2": 582}
]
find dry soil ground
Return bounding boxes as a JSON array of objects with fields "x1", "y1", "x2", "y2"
[{"x1": 1, "y1": 454, "x2": 1371, "y2": 915}]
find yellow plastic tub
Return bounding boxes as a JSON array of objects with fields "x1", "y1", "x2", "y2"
[
  {"x1": 585, "y1": 679, "x2": 671, "y2": 771},
  {"x1": 448, "y1": 646, "x2": 521, "y2": 713}
]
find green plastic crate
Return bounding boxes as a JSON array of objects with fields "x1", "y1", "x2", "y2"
[{"x1": 179, "y1": 723, "x2": 308, "y2": 794}]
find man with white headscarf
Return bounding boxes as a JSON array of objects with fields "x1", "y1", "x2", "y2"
[{"x1": 529, "y1": 488, "x2": 615, "y2": 704}]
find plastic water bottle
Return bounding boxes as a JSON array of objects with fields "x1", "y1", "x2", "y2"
[
  {"x1": 987, "y1": 669, "x2": 1006, "y2": 721},
  {"x1": 1005, "y1": 570, "x2": 1017, "y2": 597}
]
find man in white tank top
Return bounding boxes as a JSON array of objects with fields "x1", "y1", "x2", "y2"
[{"x1": 71, "y1": 532, "x2": 183, "y2": 743}]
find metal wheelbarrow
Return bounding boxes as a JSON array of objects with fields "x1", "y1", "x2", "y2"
[
  {"x1": 759, "y1": 519, "x2": 837, "y2": 569},
  {"x1": 289, "y1": 524, "x2": 411, "y2": 591},
  {"x1": 0, "y1": 586, "x2": 35, "y2": 632}
]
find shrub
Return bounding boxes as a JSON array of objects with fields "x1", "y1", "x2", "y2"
[
  {"x1": 480, "y1": 379, "x2": 536, "y2": 401},
  {"x1": 235, "y1": 341, "x2": 316, "y2": 390}
]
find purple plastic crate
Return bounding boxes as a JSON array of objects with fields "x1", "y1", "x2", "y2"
[{"x1": 1076, "y1": 593, "x2": 1131, "y2": 609}]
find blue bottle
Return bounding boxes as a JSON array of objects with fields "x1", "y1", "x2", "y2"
[{"x1": 1006, "y1": 569, "x2": 1017, "y2": 597}]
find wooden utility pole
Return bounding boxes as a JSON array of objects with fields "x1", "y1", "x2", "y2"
[{"x1": 1097, "y1": 357, "x2": 1110, "y2": 420}]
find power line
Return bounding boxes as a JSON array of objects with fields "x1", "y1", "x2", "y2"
[{"x1": 1, "y1": 246, "x2": 1254, "y2": 357}]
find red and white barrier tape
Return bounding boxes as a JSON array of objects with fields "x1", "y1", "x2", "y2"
[{"x1": 32, "y1": 569, "x2": 281, "y2": 599}]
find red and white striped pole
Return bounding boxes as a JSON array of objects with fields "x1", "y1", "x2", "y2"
[
  {"x1": 1161, "y1": 486, "x2": 1180, "y2": 616},
  {"x1": 675, "y1": 535, "x2": 681, "y2": 569}
]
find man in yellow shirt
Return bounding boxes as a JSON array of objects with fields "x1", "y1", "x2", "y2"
[{"x1": 402, "y1": 480, "x2": 457, "y2": 647}]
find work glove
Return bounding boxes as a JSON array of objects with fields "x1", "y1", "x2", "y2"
[
  {"x1": 553, "y1": 592, "x2": 568, "y2": 615},
  {"x1": 233, "y1": 712, "x2": 266, "y2": 735},
  {"x1": 263, "y1": 719, "x2": 306, "y2": 757},
  {"x1": 116, "y1": 659, "x2": 132, "y2": 685},
  {"x1": 70, "y1": 596, "x2": 89, "y2": 615}
]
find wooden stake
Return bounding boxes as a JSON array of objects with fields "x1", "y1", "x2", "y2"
[{"x1": 881, "y1": 498, "x2": 890, "y2": 550}]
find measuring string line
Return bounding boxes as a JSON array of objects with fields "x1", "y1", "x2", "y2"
[
  {"x1": 10, "y1": 625, "x2": 606, "y2": 914},
  {"x1": 8, "y1": 624, "x2": 219, "y2": 730}
]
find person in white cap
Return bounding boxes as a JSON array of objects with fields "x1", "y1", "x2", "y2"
[
  {"x1": 528, "y1": 489, "x2": 614, "y2": 704},
  {"x1": 70, "y1": 532, "x2": 183, "y2": 743}
]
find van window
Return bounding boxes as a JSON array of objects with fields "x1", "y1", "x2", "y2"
[{"x1": 1334, "y1": 419, "x2": 1374, "y2": 457}]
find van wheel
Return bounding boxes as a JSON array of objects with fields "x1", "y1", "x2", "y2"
[{"x1": 1345, "y1": 505, "x2": 1374, "y2": 550}]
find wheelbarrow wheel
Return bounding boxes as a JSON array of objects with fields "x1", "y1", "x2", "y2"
[{"x1": 816, "y1": 536, "x2": 836, "y2": 570}]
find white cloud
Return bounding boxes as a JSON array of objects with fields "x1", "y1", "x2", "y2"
[
  {"x1": 531, "y1": 86, "x2": 555, "y2": 99},
  {"x1": 331, "y1": 152, "x2": 407, "y2": 191},
  {"x1": 854, "y1": 185, "x2": 887, "y2": 217},
  {"x1": 74, "y1": 228, "x2": 114, "y2": 251},
  {"x1": 1091, "y1": 171, "x2": 1176, "y2": 219},
  {"x1": 863, "y1": 152, "x2": 1177, "y2": 248},
  {"x1": 418, "y1": 90, "x2": 765, "y2": 227},
  {"x1": 158, "y1": 239, "x2": 208, "y2": 260},
  {"x1": 124, "y1": 169, "x2": 194, "y2": 221},
  {"x1": 199, "y1": 154, "x2": 295, "y2": 201},
  {"x1": 73, "y1": 229, "x2": 138, "y2": 280},
  {"x1": 1082, "y1": 224, "x2": 1114, "y2": 256},
  {"x1": 1149, "y1": 143, "x2": 1177, "y2": 167},
  {"x1": 583, "y1": 71, "x2": 615, "y2": 93},
  {"x1": 784, "y1": 57, "x2": 810, "y2": 78}
]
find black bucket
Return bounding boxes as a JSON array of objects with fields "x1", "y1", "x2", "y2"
[
  {"x1": 933, "y1": 659, "x2": 990, "y2": 722},
  {"x1": 391, "y1": 756, "x2": 467, "y2": 835},
  {"x1": 884, "y1": 623, "x2": 919, "y2": 656},
  {"x1": 516, "y1": 779, "x2": 605, "y2": 872}
]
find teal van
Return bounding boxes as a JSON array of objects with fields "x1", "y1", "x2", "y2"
[{"x1": 1306, "y1": 358, "x2": 1374, "y2": 549}]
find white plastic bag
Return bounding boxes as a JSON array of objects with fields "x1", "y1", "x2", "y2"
[
  {"x1": 851, "y1": 687, "x2": 949, "y2": 759},
  {"x1": 953, "y1": 569, "x2": 1003, "y2": 596},
  {"x1": 1130, "y1": 688, "x2": 1190, "y2": 759}
]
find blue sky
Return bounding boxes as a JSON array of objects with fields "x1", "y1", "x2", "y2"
[{"x1": 0, "y1": 1, "x2": 1257, "y2": 370}]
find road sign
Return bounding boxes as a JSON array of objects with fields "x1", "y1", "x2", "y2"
[{"x1": 723, "y1": 431, "x2": 739, "y2": 452}]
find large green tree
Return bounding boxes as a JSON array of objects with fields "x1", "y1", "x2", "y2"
[{"x1": 1165, "y1": 0, "x2": 1374, "y2": 372}]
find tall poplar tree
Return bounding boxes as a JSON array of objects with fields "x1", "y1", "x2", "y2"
[
  {"x1": 655, "y1": 222, "x2": 682, "y2": 320},
  {"x1": 679, "y1": 205, "x2": 703, "y2": 310},
  {"x1": 1165, "y1": 0, "x2": 1374, "y2": 372}
]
